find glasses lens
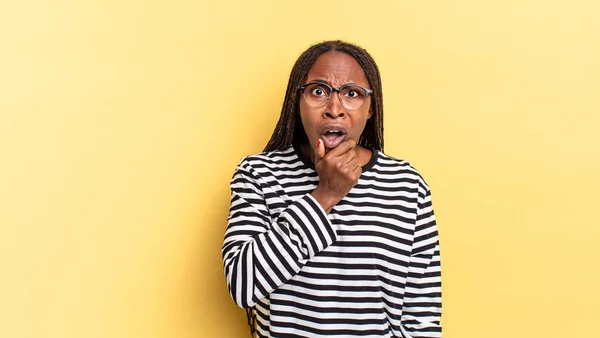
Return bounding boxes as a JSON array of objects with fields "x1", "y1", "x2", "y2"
[
  {"x1": 340, "y1": 86, "x2": 367, "y2": 110},
  {"x1": 303, "y1": 83, "x2": 330, "y2": 107}
]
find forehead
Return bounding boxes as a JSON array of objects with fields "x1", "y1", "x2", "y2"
[{"x1": 306, "y1": 51, "x2": 368, "y2": 85}]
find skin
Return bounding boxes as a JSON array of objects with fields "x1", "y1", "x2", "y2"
[{"x1": 298, "y1": 51, "x2": 374, "y2": 213}]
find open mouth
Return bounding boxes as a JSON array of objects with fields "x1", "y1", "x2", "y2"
[{"x1": 321, "y1": 129, "x2": 347, "y2": 148}]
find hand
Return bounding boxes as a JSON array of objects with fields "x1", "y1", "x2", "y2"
[{"x1": 311, "y1": 138, "x2": 362, "y2": 213}]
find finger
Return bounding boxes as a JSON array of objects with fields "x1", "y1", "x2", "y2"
[
  {"x1": 341, "y1": 161, "x2": 361, "y2": 181},
  {"x1": 328, "y1": 139, "x2": 357, "y2": 158},
  {"x1": 347, "y1": 149, "x2": 357, "y2": 165},
  {"x1": 339, "y1": 157, "x2": 359, "y2": 175},
  {"x1": 340, "y1": 149, "x2": 357, "y2": 165},
  {"x1": 314, "y1": 138, "x2": 325, "y2": 164},
  {"x1": 349, "y1": 158, "x2": 360, "y2": 173},
  {"x1": 352, "y1": 164, "x2": 363, "y2": 180}
]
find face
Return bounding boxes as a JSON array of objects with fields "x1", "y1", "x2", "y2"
[{"x1": 299, "y1": 51, "x2": 372, "y2": 151}]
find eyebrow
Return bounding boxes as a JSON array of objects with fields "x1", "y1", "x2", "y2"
[
  {"x1": 306, "y1": 79, "x2": 362, "y2": 87},
  {"x1": 307, "y1": 78, "x2": 332, "y2": 85}
]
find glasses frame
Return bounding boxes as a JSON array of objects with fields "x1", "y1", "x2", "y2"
[{"x1": 298, "y1": 81, "x2": 374, "y2": 111}]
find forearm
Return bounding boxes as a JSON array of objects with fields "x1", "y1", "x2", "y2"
[
  {"x1": 222, "y1": 193, "x2": 338, "y2": 307},
  {"x1": 401, "y1": 243, "x2": 442, "y2": 337},
  {"x1": 401, "y1": 186, "x2": 442, "y2": 337}
]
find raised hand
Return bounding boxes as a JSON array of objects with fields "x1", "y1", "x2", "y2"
[{"x1": 311, "y1": 138, "x2": 362, "y2": 213}]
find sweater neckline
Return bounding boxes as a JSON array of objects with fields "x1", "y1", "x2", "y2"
[{"x1": 292, "y1": 142, "x2": 378, "y2": 172}]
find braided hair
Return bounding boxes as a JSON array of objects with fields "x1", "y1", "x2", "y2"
[{"x1": 263, "y1": 40, "x2": 384, "y2": 152}]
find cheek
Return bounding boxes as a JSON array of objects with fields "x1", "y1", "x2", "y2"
[
  {"x1": 298, "y1": 106, "x2": 317, "y2": 136},
  {"x1": 351, "y1": 109, "x2": 371, "y2": 133}
]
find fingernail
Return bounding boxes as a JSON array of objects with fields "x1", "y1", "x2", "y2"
[{"x1": 317, "y1": 140, "x2": 321, "y2": 147}]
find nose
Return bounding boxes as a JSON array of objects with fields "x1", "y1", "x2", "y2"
[{"x1": 324, "y1": 91, "x2": 345, "y2": 119}]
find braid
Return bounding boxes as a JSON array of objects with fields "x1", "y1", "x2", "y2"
[
  {"x1": 263, "y1": 40, "x2": 384, "y2": 153},
  {"x1": 245, "y1": 307, "x2": 255, "y2": 337}
]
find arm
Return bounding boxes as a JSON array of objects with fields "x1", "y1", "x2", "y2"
[
  {"x1": 401, "y1": 187, "x2": 442, "y2": 338},
  {"x1": 221, "y1": 161, "x2": 338, "y2": 308}
]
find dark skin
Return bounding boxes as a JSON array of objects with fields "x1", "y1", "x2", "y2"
[{"x1": 298, "y1": 52, "x2": 373, "y2": 213}]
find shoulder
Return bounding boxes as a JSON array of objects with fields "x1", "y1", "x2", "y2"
[
  {"x1": 373, "y1": 150, "x2": 431, "y2": 193},
  {"x1": 237, "y1": 146, "x2": 299, "y2": 169},
  {"x1": 231, "y1": 146, "x2": 307, "y2": 188},
  {"x1": 234, "y1": 146, "x2": 308, "y2": 181}
]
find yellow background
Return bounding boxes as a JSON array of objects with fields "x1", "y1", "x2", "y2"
[{"x1": 1, "y1": 1, "x2": 599, "y2": 337}]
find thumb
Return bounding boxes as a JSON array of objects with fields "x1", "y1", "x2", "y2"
[{"x1": 314, "y1": 138, "x2": 325, "y2": 164}]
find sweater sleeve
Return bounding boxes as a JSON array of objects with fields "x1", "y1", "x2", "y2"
[
  {"x1": 221, "y1": 161, "x2": 338, "y2": 308},
  {"x1": 400, "y1": 187, "x2": 443, "y2": 338}
]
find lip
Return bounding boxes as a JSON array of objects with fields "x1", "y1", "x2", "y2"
[
  {"x1": 320, "y1": 124, "x2": 348, "y2": 149},
  {"x1": 320, "y1": 124, "x2": 348, "y2": 135}
]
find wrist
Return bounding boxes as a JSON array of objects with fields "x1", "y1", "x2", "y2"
[{"x1": 311, "y1": 186, "x2": 340, "y2": 214}]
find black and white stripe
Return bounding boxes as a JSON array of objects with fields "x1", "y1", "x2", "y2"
[{"x1": 222, "y1": 145, "x2": 441, "y2": 337}]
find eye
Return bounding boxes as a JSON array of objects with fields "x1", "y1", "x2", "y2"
[
  {"x1": 342, "y1": 87, "x2": 365, "y2": 99},
  {"x1": 310, "y1": 86, "x2": 327, "y2": 97}
]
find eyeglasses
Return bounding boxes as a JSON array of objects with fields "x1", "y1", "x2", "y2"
[{"x1": 299, "y1": 81, "x2": 373, "y2": 111}]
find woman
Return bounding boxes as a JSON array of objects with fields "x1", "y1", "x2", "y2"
[{"x1": 222, "y1": 40, "x2": 442, "y2": 338}]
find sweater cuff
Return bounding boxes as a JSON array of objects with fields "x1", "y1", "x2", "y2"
[{"x1": 282, "y1": 193, "x2": 338, "y2": 257}]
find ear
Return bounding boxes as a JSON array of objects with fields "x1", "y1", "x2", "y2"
[{"x1": 368, "y1": 107, "x2": 373, "y2": 119}]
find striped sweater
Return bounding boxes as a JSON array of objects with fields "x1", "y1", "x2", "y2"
[{"x1": 222, "y1": 144, "x2": 442, "y2": 337}]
